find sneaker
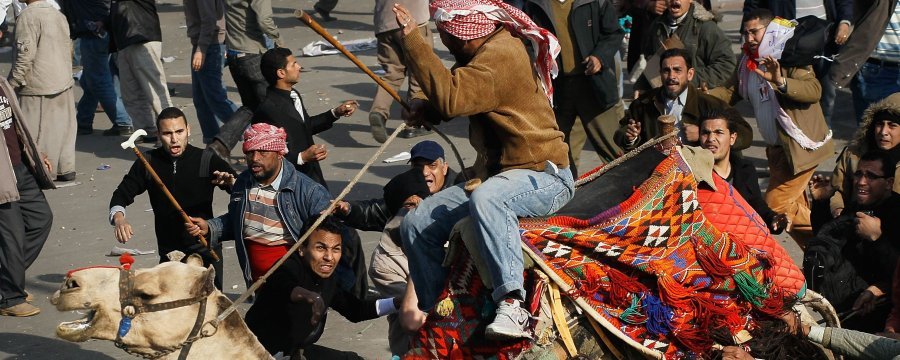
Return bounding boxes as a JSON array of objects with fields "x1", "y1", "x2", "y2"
[
  {"x1": 398, "y1": 126, "x2": 432, "y2": 139},
  {"x1": 77, "y1": 127, "x2": 93, "y2": 135},
  {"x1": 484, "y1": 299, "x2": 531, "y2": 340},
  {"x1": 369, "y1": 113, "x2": 388, "y2": 143},
  {"x1": 141, "y1": 133, "x2": 159, "y2": 144},
  {"x1": 0, "y1": 302, "x2": 40, "y2": 317},
  {"x1": 314, "y1": 5, "x2": 336, "y2": 21},
  {"x1": 102, "y1": 125, "x2": 134, "y2": 137}
]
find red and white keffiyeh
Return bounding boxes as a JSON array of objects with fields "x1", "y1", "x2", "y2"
[
  {"x1": 242, "y1": 123, "x2": 288, "y2": 155},
  {"x1": 430, "y1": 0, "x2": 560, "y2": 104}
]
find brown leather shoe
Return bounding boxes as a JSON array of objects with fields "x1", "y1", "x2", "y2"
[{"x1": 0, "y1": 302, "x2": 40, "y2": 317}]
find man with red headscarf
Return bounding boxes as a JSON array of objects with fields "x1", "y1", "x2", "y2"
[
  {"x1": 394, "y1": 0, "x2": 574, "y2": 339},
  {"x1": 186, "y1": 123, "x2": 366, "y2": 306}
]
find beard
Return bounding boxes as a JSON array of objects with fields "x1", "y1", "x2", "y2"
[
  {"x1": 663, "y1": 80, "x2": 685, "y2": 99},
  {"x1": 251, "y1": 164, "x2": 277, "y2": 182}
]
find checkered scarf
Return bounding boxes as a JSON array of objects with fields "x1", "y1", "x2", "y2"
[
  {"x1": 430, "y1": 0, "x2": 560, "y2": 104},
  {"x1": 242, "y1": 123, "x2": 288, "y2": 155}
]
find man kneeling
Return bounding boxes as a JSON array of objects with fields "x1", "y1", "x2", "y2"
[{"x1": 245, "y1": 215, "x2": 400, "y2": 359}]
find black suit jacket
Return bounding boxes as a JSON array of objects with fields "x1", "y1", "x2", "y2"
[{"x1": 253, "y1": 87, "x2": 338, "y2": 189}]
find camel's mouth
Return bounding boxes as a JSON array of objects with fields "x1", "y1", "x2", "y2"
[{"x1": 57, "y1": 307, "x2": 98, "y2": 342}]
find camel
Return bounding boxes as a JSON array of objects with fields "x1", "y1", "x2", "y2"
[{"x1": 51, "y1": 254, "x2": 273, "y2": 359}]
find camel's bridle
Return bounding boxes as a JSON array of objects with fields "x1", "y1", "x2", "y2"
[{"x1": 113, "y1": 267, "x2": 218, "y2": 360}]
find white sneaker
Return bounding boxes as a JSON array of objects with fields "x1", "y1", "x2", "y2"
[{"x1": 485, "y1": 299, "x2": 531, "y2": 340}]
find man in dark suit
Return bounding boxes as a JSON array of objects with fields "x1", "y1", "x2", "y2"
[{"x1": 254, "y1": 47, "x2": 358, "y2": 188}]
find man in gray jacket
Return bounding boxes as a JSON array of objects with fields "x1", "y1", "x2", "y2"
[
  {"x1": 10, "y1": 0, "x2": 76, "y2": 182},
  {"x1": 0, "y1": 76, "x2": 55, "y2": 317},
  {"x1": 635, "y1": 0, "x2": 736, "y2": 93}
]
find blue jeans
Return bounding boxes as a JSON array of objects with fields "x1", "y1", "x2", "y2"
[
  {"x1": 400, "y1": 163, "x2": 575, "y2": 310},
  {"x1": 851, "y1": 61, "x2": 900, "y2": 123},
  {"x1": 76, "y1": 34, "x2": 132, "y2": 128},
  {"x1": 814, "y1": 59, "x2": 838, "y2": 127},
  {"x1": 192, "y1": 44, "x2": 237, "y2": 143}
]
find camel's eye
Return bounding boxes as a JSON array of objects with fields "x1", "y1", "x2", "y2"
[{"x1": 136, "y1": 291, "x2": 156, "y2": 301}]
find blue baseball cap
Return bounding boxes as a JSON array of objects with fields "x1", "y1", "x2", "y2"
[{"x1": 409, "y1": 140, "x2": 444, "y2": 162}]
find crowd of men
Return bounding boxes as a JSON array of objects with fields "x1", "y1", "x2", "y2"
[{"x1": 1, "y1": 0, "x2": 900, "y2": 358}]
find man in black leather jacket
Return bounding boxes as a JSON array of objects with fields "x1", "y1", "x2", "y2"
[{"x1": 109, "y1": 0, "x2": 172, "y2": 141}]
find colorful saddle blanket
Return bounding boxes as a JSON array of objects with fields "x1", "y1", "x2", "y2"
[{"x1": 521, "y1": 152, "x2": 796, "y2": 358}]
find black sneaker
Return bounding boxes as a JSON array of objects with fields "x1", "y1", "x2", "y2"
[
  {"x1": 398, "y1": 126, "x2": 433, "y2": 139},
  {"x1": 77, "y1": 127, "x2": 93, "y2": 135},
  {"x1": 102, "y1": 125, "x2": 134, "y2": 137},
  {"x1": 141, "y1": 135, "x2": 158, "y2": 144},
  {"x1": 314, "y1": 5, "x2": 336, "y2": 21}
]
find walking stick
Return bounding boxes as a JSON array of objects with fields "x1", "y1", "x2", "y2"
[
  {"x1": 120, "y1": 130, "x2": 220, "y2": 262},
  {"x1": 294, "y1": 9, "x2": 468, "y2": 180}
]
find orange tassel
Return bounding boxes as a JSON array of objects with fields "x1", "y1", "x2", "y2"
[
  {"x1": 606, "y1": 268, "x2": 648, "y2": 307},
  {"x1": 657, "y1": 274, "x2": 696, "y2": 311},
  {"x1": 694, "y1": 239, "x2": 734, "y2": 278}
]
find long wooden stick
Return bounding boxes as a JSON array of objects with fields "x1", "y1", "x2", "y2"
[
  {"x1": 294, "y1": 10, "x2": 468, "y2": 180},
  {"x1": 295, "y1": 10, "x2": 410, "y2": 111},
  {"x1": 129, "y1": 147, "x2": 220, "y2": 262}
]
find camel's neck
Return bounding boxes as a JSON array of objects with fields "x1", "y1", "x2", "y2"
[{"x1": 162, "y1": 295, "x2": 273, "y2": 359}]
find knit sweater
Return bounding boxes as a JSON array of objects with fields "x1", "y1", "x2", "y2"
[
  {"x1": 403, "y1": 28, "x2": 569, "y2": 177},
  {"x1": 110, "y1": 145, "x2": 235, "y2": 257}
]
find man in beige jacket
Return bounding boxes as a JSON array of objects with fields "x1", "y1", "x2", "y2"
[
  {"x1": 9, "y1": 0, "x2": 75, "y2": 182},
  {"x1": 708, "y1": 9, "x2": 834, "y2": 247}
]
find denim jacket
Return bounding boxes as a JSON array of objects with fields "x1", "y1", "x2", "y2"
[{"x1": 207, "y1": 159, "x2": 331, "y2": 286}]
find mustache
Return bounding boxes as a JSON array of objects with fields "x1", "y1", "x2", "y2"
[{"x1": 665, "y1": 79, "x2": 680, "y2": 85}]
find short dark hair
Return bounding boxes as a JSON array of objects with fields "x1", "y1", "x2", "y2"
[
  {"x1": 659, "y1": 48, "x2": 693, "y2": 70},
  {"x1": 260, "y1": 47, "x2": 294, "y2": 86},
  {"x1": 306, "y1": 214, "x2": 343, "y2": 237},
  {"x1": 156, "y1": 107, "x2": 187, "y2": 129},
  {"x1": 859, "y1": 150, "x2": 897, "y2": 176},
  {"x1": 742, "y1": 8, "x2": 774, "y2": 25},
  {"x1": 700, "y1": 108, "x2": 743, "y2": 134}
]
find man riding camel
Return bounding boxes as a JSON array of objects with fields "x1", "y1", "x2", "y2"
[{"x1": 394, "y1": 0, "x2": 574, "y2": 340}]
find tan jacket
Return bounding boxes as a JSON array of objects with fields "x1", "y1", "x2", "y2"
[
  {"x1": 709, "y1": 64, "x2": 834, "y2": 175},
  {"x1": 403, "y1": 28, "x2": 569, "y2": 177},
  {"x1": 9, "y1": 1, "x2": 73, "y2": 96},
  {"x1": 830, "y1": 93, "x2": 900, "y2": 214},
  {"x1": 0, "y1": 77, "x2": 55, "y2": 204}
]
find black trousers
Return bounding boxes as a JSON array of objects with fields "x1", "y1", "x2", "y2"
[
  {"x1": 0, "y1": 163, "x2": 52, "y2": 308},
  {"x1": 226, "y1": 53, "x2": 268, "y2": 112}
]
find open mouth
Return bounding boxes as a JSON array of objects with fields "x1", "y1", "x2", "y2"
[
  {"x1": 57, "y1": 308, "x2": 98, "y2": 342},
  {"x1": 55, "y1": 277, "x2": 99, "y2": 342}
]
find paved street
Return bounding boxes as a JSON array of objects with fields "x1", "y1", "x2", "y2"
[{"x1": 0, "y1": 0, "x2": 857, "y2": 358}]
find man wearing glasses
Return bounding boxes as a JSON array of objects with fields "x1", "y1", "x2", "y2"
[
  {"x1": 806, "y1": 150, "x2": 900, "y2": 332},
  {"x1": 708, "y1": 8, "x2": 834, "y2": 247}
]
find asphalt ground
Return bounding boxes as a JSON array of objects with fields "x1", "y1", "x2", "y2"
[{"x1": 0, "y1": 0, "x2": 856, "y2": 358}]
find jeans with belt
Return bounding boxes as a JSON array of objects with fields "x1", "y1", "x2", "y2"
[
  {"x1": 400, "y1": 162, "x2": 575, "y2": 310},
  {"x1": 75, "y1": 34, "x2": 132, "y2": 129},
  {"x1": 192, "y1": 43, "x2": 237, "y2": 143}
]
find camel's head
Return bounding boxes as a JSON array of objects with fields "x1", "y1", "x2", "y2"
[{"x1": 51, "y1": 254, "x2": 217, "y2": 354}]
